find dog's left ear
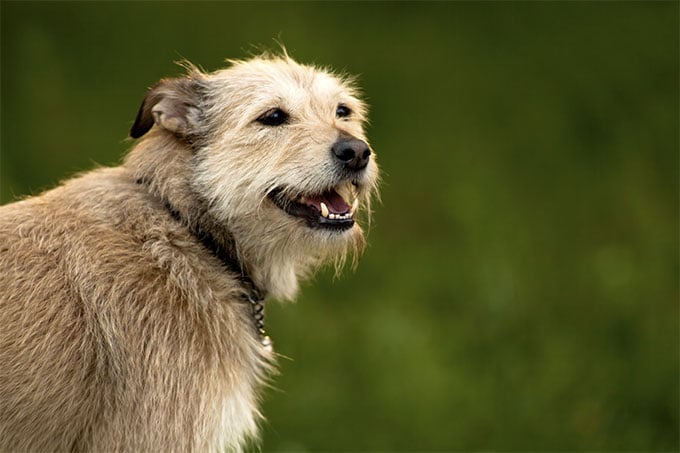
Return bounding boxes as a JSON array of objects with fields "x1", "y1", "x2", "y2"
[{"x1": 130, "y1": 76, "x2": 205, "y2": 139}]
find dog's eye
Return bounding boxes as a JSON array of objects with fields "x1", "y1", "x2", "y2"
[
  {"x1": 256, "y1": 108, "x2": 289, "y2": 126},
  {"x1": 336, "y1": 104, "x2": 352, "y2": 119}
]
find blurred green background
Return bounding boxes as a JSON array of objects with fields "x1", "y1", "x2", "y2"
[{"x1": 1, "y1": 2, "x2": 678, "y2": 451}]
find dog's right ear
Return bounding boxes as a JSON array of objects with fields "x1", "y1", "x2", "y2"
[{"x1": 130, "y1": 77, "x2": 205, "y2": 139}]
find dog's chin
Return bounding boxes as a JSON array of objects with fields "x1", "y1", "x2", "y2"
[{"x1": 267, "y1": 184, "x2": 360, "y2": 233}]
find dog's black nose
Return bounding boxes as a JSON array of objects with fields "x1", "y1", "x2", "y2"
[{"x1": 332, "y1": 137, "x2": 371, "y2": 171}]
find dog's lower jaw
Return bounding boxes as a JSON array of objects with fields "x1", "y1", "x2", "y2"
[{"x1": 229, "y1": 216, "x2": 363, "y2": 301}]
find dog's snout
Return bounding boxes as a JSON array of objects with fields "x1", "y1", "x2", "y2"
[{"x1": 332, "y1": 137, "x2": 371, "y2": 171}]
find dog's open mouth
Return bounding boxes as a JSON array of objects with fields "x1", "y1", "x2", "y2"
[{"x1": 268, "y1": 185, "x2": 358, "y2": 231}]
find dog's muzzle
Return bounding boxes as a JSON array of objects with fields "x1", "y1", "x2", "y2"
[{"x1": 268, "y1": 134, "x2": 372, "y2": 231}]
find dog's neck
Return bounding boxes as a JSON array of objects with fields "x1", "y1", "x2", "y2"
[
  {"x1": 162, "y1": 198, "x2": 272, "y2": 350},
  {"x1": 124, "y1": 133, "x2": 272, "y2": 346},
  {"x1": 161, "y1": 199, "x2": 261, "y2": 295}
]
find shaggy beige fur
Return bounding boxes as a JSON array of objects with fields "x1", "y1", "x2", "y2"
[{"x1": 0, "y1": 53, "x2": 379, "y2": 451}]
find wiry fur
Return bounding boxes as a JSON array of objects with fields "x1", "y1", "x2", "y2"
[{"x1": 0, "y1": 54, "x2": 379, "y2": 451}]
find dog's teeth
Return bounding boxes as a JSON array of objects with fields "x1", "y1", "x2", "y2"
[
  {"x1": 300, "y1": 196, "x2": 307, "y2": 204},
  {"x1": 352, "y1": 198, "x2": 359, "y2": 212},
  {"x1": 329, "y1": 213, "x2": 337, "y2": 220},
  {"x1": 320, "y1": 202, "x2": 329, "y2": 218}
]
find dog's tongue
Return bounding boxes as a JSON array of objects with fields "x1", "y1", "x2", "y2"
[{"x1": 306, "y1": 189, "x2": 350, "y2": 214}]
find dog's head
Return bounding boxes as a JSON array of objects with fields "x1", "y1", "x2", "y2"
[{"x1": 130, "y1": 54, "x2": 379, "y2": 299}]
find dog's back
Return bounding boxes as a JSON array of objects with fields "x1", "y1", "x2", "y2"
[{"x1": 0, "y1": 174, "x2": 109, "y2": 450}]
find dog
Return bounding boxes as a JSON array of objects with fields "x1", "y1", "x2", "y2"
[{"x1": 0, "y1": 52, "x2": 379, "y2": 451}]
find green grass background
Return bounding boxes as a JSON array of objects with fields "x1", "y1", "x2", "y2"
[{"x1": 1, "y1": 2, "x2": 678, "y2": 451}]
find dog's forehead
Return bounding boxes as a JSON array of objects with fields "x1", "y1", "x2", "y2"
[{"x1": 213, "y1": 58, "x2": 358, "y2": 111}]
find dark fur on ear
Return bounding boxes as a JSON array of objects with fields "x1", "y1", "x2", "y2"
[{"x1": 130, "y1": 68, "x2": 208, "y2": 140}]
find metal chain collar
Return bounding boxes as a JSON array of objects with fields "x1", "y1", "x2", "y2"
[{"x1": 246, "y1": 291, "x2": 273, "y2": 352}]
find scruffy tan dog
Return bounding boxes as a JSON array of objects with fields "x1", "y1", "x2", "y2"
[{"x1": 0, "y1": 53, "x2": 379, "y2": 451}]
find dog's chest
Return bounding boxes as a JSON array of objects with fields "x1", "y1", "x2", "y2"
[
  {"x1": 209, "y1": 376, "x2": 261, "y2": 451},
  {"x1": 195, "y1": 300, "x2": 270, "y2": 451}
]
